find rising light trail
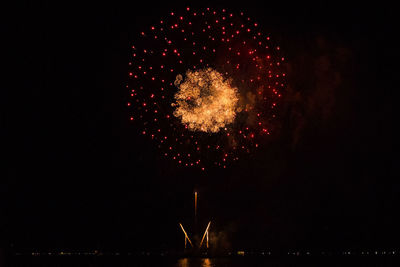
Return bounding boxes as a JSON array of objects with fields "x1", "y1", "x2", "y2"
[
  {"x1": 199, "y1": 221, "x2": 211, "y2": 249},
  {"x1": 179, "y1": 223, "x2": 194, "y2": 247}
]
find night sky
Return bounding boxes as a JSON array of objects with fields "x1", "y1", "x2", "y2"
[{"x1": 3, "y1": 1, "x2": 398, "y2": 252}]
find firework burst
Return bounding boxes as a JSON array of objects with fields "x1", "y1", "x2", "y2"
[{"x1": 127, "y1": 7, "x2": 286, "y2": 170}]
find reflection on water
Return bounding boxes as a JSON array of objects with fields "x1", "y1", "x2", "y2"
[
  {"x1": 176, "y1": 258, "x2": 214, "y2": 267},
  {"x1": 177, "y1": 258, "x2": 189, "y2": 267},
  {"x1": 176, "y1": 258, "x2": 189, "y2": 267},
  {"x1": 14, "y1": 255, "x2": 399, "y2": 267},
  {"x1": 202, "y1": 258, "x2": 213, "y2": 267}
]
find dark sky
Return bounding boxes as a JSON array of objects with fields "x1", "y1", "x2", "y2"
[{"x1": 3, "y1": 1, "x2": 398, "y2": 251}]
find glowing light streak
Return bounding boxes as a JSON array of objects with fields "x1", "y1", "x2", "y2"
[
  {"x1": 194, "y1": 191, "x2": 197, "y2": 219},
  {"x1": 179, "y1": 223, "x2": 194, "y2": 247},
  {"x1": 199, "y1": 221, "x2": 211, "y2": 248}
]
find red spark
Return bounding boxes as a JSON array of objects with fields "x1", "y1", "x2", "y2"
[{"x1": 127, "y1": 6, "x2": 285, "y2": 170}]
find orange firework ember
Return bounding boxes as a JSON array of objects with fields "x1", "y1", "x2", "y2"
[
  {"x1": 128, "y1": 7, "x2": 285, "y2": 169},
  {"x1": 172, "y1": 68, "x2": 239, "y2": 133}
]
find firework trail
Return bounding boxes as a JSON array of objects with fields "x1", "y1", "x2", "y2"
[{"x1": 127, "y1": 7, "x2": 286, "y2": 170}]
